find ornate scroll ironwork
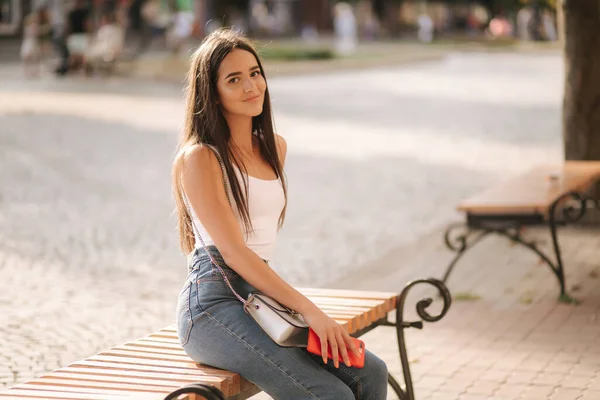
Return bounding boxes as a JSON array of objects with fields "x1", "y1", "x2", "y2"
[
  {"x1": 387, "y1": 278, "x2": 452, "y2": 400},
  {"x1": 442, "y1": 223, "x2": 490, "y2": 284},
  {"x1": 442, "y1": 191, "x2": 587, "y2": 303}
]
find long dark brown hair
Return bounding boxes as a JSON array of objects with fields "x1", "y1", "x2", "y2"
[{"x1": 173, "y1": 28, "x2": 287, "y2": 254}]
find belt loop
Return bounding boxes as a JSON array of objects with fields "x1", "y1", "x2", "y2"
[{"x1": 187, "y1": 247, "x2": 201, "y2": 273}]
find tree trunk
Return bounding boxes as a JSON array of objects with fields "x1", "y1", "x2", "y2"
[{"x1": 562, "y1": 0, "x2": 600, "y2": 160}]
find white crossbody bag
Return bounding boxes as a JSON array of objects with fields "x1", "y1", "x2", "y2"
[{"x1": 181, "y1": 144, "x2": 309, "y2": 347}]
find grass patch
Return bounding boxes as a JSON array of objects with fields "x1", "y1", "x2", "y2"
[
  {"x1": 432, "y1": 37, "x2": 519, "y2": 48},
  {"x1": 453, "y1": 291, "x2": 481, "y2": 302},
  {"x1": 258, "y1": 46, "x2": 335, "y2": 61}
]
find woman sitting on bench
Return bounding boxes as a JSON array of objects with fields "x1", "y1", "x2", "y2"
[{"x1": 171, "y1": 28, "x2": 388, "y2": 399}]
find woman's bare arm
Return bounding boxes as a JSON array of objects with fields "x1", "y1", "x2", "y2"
[
  {"x1": 182, "y1": 142, "x2": 359, "y2": 367},
  {"x1": 181, "y1": 144, "x2": 317, "y2": 315}
]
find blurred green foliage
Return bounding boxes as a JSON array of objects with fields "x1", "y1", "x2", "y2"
[{"x1": 257, "y1": 46, "x2": 335, "y2": 61}]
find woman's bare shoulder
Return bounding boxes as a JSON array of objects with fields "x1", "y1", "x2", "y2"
[
  {"x1": 182, "y1": 144, "x2": 219, "y2": 172},
  {"x1": 275, "y1": 134, "x2": 287, "y2": 164}
]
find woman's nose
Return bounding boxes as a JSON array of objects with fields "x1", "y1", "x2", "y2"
[{"x1": 243, "y1": 78, "x2": 254, "y2": 92}]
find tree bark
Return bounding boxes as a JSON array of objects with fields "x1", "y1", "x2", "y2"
[{"x1": 562, "y1": 0, "x2": 600, "y2": 160}]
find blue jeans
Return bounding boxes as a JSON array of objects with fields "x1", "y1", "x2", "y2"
[{"x1": 176, "y1": 246, "x2": 388, "y2": 400}]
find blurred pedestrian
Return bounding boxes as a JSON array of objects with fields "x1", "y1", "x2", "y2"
[
  {"x1": 417, "y1": 13, "x2": 434, "y2": 43},
  {"x1": 517, "y1": 7, "x2": 533, "y2": 41},
  {"x1": 542, "y1": 9, "x2": 557, "y2": 41},
  {"x1": 166, "y1": 0, "x2": 194, "y2": 56},
  {"x1": 21, "y1": 13, "x2": 43, "y2": 77},
  {"x1": 84, "y1": 10, "x2": 125, "y2": 75},
  {"x1": 142, "y1": 0, "x2": 171, "y2": 47},
  {"x1": 127, "y1": 0, "x2": 153, "y2": 55},
  {"x1": 45, "y1": 0, "x2": 70, "y2": 76},
  {"x1": 66, "y1": 0, "x2": 92, "y2": 71},
  {"x1": 333, "y1": 2, "x2": 358, "y2": 55},
  {"x1": 488, "y1": 14, "x2": 513, "y2": 39}
]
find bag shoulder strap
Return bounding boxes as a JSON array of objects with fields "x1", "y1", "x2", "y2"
[{"x1": 180, "y1": 144, "x2": 247, "y2": 306}]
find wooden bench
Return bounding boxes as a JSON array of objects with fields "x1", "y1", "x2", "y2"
[
  {"x1": 443, "y1": 161, "x2": 600, "y2": 302},
  {"x1": 0, "y1": 284, "x2": 451, "y2": 400}
]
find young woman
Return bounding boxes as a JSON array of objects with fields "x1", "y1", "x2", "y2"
[{"x1": 172, "y1": 28, "x2": 388, "y2": 400}]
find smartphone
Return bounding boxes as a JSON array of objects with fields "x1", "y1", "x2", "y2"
[{"x1": 306, "y1": 328, "x2": 365, "y2": 368}]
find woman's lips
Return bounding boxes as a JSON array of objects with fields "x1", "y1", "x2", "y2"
[{"x1": 244, "y1": 94, "x2": 262, "y2": 102}]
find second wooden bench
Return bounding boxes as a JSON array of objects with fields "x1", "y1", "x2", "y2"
[{"x1": 443, "y1": 161, "x2": 600, "y2": 303}]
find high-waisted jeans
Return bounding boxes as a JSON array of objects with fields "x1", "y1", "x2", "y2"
[{"x1": 176, "y1": 246, "x2": 388, "y2": 400}]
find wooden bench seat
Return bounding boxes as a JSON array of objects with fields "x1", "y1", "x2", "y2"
[
  {"x1": 0, "y1": 288, "x2": 405, "y2": 400},
  {"x1": 443, "y1": 161, "x2": 600, "y2": 302},
  {"x1": 458, "y1": 162, "x2": 600, "y2": 217}
]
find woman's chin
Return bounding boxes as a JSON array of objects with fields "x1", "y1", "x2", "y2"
[
  {"x1": 248, "y1": 105, "x2": 264, "y2": 117},
  {"x1": 225, "y1": 105, "x2": 264, "y2": 118}
]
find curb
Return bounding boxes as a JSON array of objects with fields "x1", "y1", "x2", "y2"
[{"x1": 122, "y1": 48, "x2": 452, "y2": 83}]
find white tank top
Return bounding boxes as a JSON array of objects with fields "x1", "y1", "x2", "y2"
[{"x1": 187, "y1": 164, "x2": 285, "y2": 261}]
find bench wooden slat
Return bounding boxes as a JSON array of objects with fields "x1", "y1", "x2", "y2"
[
  {"x1": 310, "y1": 297, "x2": 388, "y2": 307},
  {"x1": 47, "y1": 370, "x2": 197, "y2": 388},
  {"x1": 310, "y1": 298, "x2": 391, "y2": 323},
  {"x1": 314, "y1": 304, "x2": 377, "y2": 313},
  {"x1": 298, "y1": 287, "x2": 398, "y2": 301},
  {"x1": 139, "y1": 336, "x2": 181, "y2": 345},
  {"x1": 99, "y1": 348, "x2": 195, "y2": 362},
  {"x1": 117, "y1": 344, "x2": 187, "y2": 356},
  {"x1": 311, "y1": 298, "x2": 391, "y2": 316},
  {"x1": 458, "y1": 162, "x2": 600, "y2": 215},
  {"x1": 55, "y1": 367, "x2": 209, "y2": 383},
  {"x1": 128, "y1": 339, "x2": 186, "y2": 350},
  {"x1": 87, "y1": 354, "x2": 209, "y2": 371},
  {"x1": 30, "y1": 377, "x2": 178, "y2": 392},
  {"x1": 71, "y1": 359, "x2": 223, "y2": 377},
  {"x1": 0, "y1": 389, "x2": 128, "y2": 399},
  {"x1": 19, "y1": 383, "x2": 166, "y2": 396},
  {"x1": 318, "y1": 304, "x2": 383, "y2": 323}
]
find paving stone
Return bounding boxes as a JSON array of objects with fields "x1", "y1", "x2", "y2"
[
  {"x1": 579, "y1": 390, "x2": 600, "y2": 400},
  {"x1": 494, "y1": 383, "x2": 528, "y2": 398},
  {"x1": 548, "y1": 387, "x2": 585, "y2": 400},
  {"x1": 520, "y1": 385, "x2": 558, "y2": 399}
]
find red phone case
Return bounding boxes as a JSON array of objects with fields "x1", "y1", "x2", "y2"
[{"x1": 306, "y1": 328, "x2": 365, "y2": 368}]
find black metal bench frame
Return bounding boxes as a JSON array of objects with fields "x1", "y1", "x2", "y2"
[{"x1": 442, "y1": 191, "x2": 592, "y2": 304}]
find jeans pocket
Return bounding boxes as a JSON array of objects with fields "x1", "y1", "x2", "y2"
[
  {"x1": 176, "y1": 282, "x2": 194, "y2": 347},
  {"x1": 210, "y1": 264, "x2": 240, "y2": 281}
]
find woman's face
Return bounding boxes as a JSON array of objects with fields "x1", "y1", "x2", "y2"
[{"x1": 216, "y1": 49, "x2": 267, "y2": 119}]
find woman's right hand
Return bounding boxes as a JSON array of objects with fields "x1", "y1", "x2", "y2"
[{"x1": 301, "y1": 305, "x2": 360, "y2": 368}]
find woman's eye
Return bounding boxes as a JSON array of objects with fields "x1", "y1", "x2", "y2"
[
  {"x1": 251, "y1": 71, "x2": 261, "y2": 77},
  {"x1": 229, "y1": 77, "x2": 239, "y2": 84}
]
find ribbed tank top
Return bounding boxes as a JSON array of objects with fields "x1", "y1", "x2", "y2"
[{"x1": 187, "y1": 163, "x2": 285, "y2": 261}]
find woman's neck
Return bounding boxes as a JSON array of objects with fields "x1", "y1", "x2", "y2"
[{"x1": 226, "y1": 114, "x2": 255, "y2": 154}]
